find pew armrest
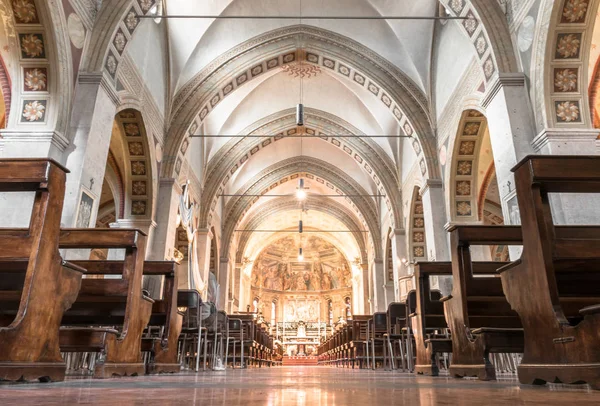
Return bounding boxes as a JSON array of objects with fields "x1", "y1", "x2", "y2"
[
  {"x1": 496, "y1": 259, "x2": 522, "y2": 274},
  {"x1": 61, "y1": 260, "x2": 87, "y2": 274},
  {"x1": 439, "y1": 295, "x2": 452, "y2": 303},
  {"x1": 579, "y1": 304, "x2": 600, "y2": 316}
]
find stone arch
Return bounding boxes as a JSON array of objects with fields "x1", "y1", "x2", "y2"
[
  {"x1": 384, "y1": 228, "x2": 394, "y2": 283},
  {"x1": 83, "y1": 0, "x2": 157, "y2": 79},
  {"x1": 164, "y1": 25, "x2": 438, "y2": 182},
  {"x1": 232, "y1": 196, "x2": 369, "y2": 264},
  {"x1": 0, "y1": 54, "x2": 11, "y2": 128},
  {"x1": 199, "y1": 108, "x2": 402, "y2": 229},
  {"x1": 541, "y1": 0, "x2": 600, "y2": 128},
  {"x1": 408, "y1": 186, "x2": 428, "y2": 262},
  {"x1": 448, "y1": 109, "x2": 490, "y2": 222},
  {"x1": 111, "y1": 108, "x2": 154, "y2": 219},
  {"x1": 439, "y1": 0, "x2": 518, "y2": 82},
  {"x1": 221, "y1": 157, "x2": 382, "y2": 260},
  {"x1": 0, "y1": 0, "x2": 72, "y2": 133}
]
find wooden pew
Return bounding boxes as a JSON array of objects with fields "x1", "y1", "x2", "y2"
[
  {"x1": 71, "y1": 260, "x2": 183, "y2": 374},
  {"x1": 444, "y1": 225, "x2": 524, "y2": 380},
  {"x1": 58, "y1": 229, "x2": 153, "y2": 378},
  {"x1": 501, "y1": 155, "x2": 600, "y2": 388},
  {"x1": 0, "y1": 159, "x2": 84, "y2": 382},
  {"x1": 412, "y1": 263, "x2": 452, "y2": 376}
]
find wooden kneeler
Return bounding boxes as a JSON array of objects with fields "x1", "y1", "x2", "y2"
[
  {"x1": 59, "y1": 229, "x2": 152, "y2": 378},
  {"x1": 0, "y1": 159, "x2": 84, "y2": 382}
]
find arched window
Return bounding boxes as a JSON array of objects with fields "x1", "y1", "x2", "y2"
[{"x1": 253, "y1": 297, "x2": 259, "y2": 314}]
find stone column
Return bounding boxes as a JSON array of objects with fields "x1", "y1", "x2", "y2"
[
  {"x1": 391, "y1": 229, "x2": 408, "y2": 301},
  {"x1": 372, "y1": 259, "x2": 386, "y2": 312},
  {"x1": 194, "y1": 228, "x2": 213, "y2": 300},
  {"x1": 61, "y1": 74, "x2": 120, "y2": 228},
  {"x1": 420, "y1": 179, "x2": 450, "y2": 261},
  {"x1": 150, "y1": 179, "x2": 182, "y2": 260},
  {"x1": 217, "y1": 257, "x2": 231, "y2": 310},
  {"x1": 361, "y1": 262, "x2": 370, "y2": 314},
  {"x1": 482, "y1": 74, "x2": 536, "y2": 208},
  {"x1": 232, "y1": 263, "x2": 242, "y2": 313},
  {"x1": 531, "y1": 129, "x2": 600, "y2": 225}
]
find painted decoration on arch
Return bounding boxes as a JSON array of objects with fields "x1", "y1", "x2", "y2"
[
  {"x1": 19, "y1": 33, "x2": 45, "y2": 59},
  {"x1": 23, "y1": 67, "x2": 47, "y2": 91},
  {"x1": 251, "y1": 236, "x2": 351, "y2": 292},
  {"x1": 11, "y1": 0, "x2": 39, "y2": 24},
  {"x1": 20, "y1": 99, "x2": 46, "y2": 122}
]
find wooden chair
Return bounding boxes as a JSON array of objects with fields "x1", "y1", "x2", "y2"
[
  {"x1": 0, "y1": 159, "x2": 84, "y2": 382},
  {"x1": 412, "y1": 263, "x2": 452, "y2": 376},
  {"x1": 443, "y1": 225, "x2": 524, "y2": 381},
  {"x1": 349, "y1": 315, "x2": 371, "y2": 369},
  {"x1": 177, "y1": 290, "x2": 208, "y2": 372},
  {"x1": 385, "y1": 302, "x2": 409, "y2": 371},
  {"x1": 501, "y1": 155, "x2": 600, "y2": 388},
  {"x1": 58, "y1": 229, "x2": 153, "y2": 378}
]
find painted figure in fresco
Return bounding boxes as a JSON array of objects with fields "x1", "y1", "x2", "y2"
[
  {"x1": 321, "y1": 272, "x2": 332, "y2": 290},
  {"x1": 310, "y1": 270, "x2": 321, "y2": 291}
]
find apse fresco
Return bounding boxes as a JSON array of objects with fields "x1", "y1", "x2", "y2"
[{"x1": 251, "y1": 236, "x2": 351, "y2": 291}]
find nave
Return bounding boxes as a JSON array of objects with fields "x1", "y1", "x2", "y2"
[
  {"x1": 3, "y1": 0, "x2": 600, "y2": 403},
  {"x1": 1, "y1": 367, "x2": 599, "y2": 406}
]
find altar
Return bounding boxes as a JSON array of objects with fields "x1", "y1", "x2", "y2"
[{"x1": 276, "y1": 321, "x2": 329, "y2": 357}]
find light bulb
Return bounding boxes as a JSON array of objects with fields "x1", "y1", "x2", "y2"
[
  {"x1": 296, "y1": 188, "x2": 307, "y2": 200},
  {"x1": 298, "y1": 247, "x2": 304, "y2": 261}
]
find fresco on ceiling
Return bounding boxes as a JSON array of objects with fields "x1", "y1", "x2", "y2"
[{"x1": 251, "y1": 236, "x2": 351, "y2": 291}]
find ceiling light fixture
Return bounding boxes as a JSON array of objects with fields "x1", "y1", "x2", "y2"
[
  {"x1": 296, "y1": 178, "x2": 307, "y2": 200},
  {"x1": 298, "y1": 247, "x2": 304, "y2": 262}
]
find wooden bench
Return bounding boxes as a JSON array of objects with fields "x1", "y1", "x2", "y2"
[
  {"x1": 58, "y1": 229, "x2": 153, "y2": 378},
  {"x1": 412, "y1": 263, "x2": 452, "y2": 376},
  {"x1": 72, "y1": 260, "x2": 183, "y2": 374},
  {"x1": 444, "y1": 225, "x2": 524, "y2": 381},
  {"x1": 0, "y1": 159, "x2": 84, "y2": 382},
  {"x1": 501, "y1": 155, "x2": 600, "y2": 388}
]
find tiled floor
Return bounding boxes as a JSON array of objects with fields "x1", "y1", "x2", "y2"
[{"x1": 0, "y1": 367, "x2": 598, "y2": 405}]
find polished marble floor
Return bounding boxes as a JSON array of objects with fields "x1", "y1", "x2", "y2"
[{"x1": 0, "y1": 367, "x2": 599, "y2": 405}]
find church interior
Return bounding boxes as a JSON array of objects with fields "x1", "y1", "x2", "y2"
[{"x1": 1, "y1": 0, "x2": 600, "y2": 404}]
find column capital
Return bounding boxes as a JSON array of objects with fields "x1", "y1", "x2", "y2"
[
  {"x1": 393, "y1": 228, "x2": 406, "y2": 236},
  {"x1": 532, "y1": 128, "x2": 600, "y2": 153},
  {"x1": 420, "y1": 179, "x2": 443, "y2": 195},
  {"x1": 444, "y1": 220, "x2": 484, "y2": 231},
  {"x1": 0, "y1": 129, "x2": 69, "y2": 154},
  {"x1": 482, "y1": 73, "x2": 527, "y2": 108}
]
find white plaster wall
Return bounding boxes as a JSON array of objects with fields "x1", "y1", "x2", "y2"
[
  {"x1": 433, "y1": 21, "x2": 477, "y2": 119},
  {"x1": 127, "y1": 20, "x2": 168, "y2": 115}
]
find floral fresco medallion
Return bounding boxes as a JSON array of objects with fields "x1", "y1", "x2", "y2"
[
  {"x1": 414, "y1": 218, "x2": 425, "y2": 228},
  {"x1": 449, "y1": 0, "x2": 466, "y2": 14},
  {"x1": 463, "y1": 122, "x2": 480, "y2": 136},
  {"x1": 483, "y1": 55, "x2": 496, "y2": 80},
  {"x1": 463, "y1": 10, "x2": 479, "y2": 37},
  {"x1": 475, "y1": 33, "x2": 488, "y2": 57},
  {"x1": 124, "y1": 8, "x2": 139, "y2": 34},
  {"x1": 555, "y1": 100, "x2": 581, "y2": 122},
  {"x1": 457, "y1": 160, "x2": 473, "y2": 176},
  {"x1": 128, "y1": 142, "x2": 144, "y2": 156},
  {"x1": 124, "y1": 123, "x2": 141, "y2": 137},
  {"x1": 12, "y1": 0, "x2": 39, "y2": 24},
  {"x1": 413, "y1": 246, "x2": 425, "y2": 258},
  {"x1": 132, "y1": 180, "x2": 147, "y2": 196},
  {"x1": 414, "y1": 203, "x2": 424, "y2": 215},
  {"x1": 131, "y1": 161, "x2": 146, "y2": 176},
  {"x1": 19, "y1": 33, "x2": 45, "y2": 59},
  {"x1": 105, "y1": 51, "x2": 118, "y2": 78},
  {"x1": 131, "y1": 200, "x2": 147, "y2": 216},
  {"x1": 561, "y1": 0, "x2": 589, "y2": 24},
  {"x1": 23, "y1": 67, "x2": 47, "y2": 91},
  {"x1": 413, "y1": 232, "x2": 425, "y2": 243},
  {"x1": 456, "y1": 201, "x2": 472, "y2": 216},
  {"x1": 456, "y1": 180, "x2": 471, "y2": 196},
  {"x1": 459, "y1": 141, "x2": 476, "y2": 155},
  {"x1": 113, "y1": 29, "x2": 127, "y2": 55},
  {"x1": 21, "y1": 99, "x2": 46, "y2": 122},
  {"x1": 554, "y1": 68, "x2": 578, "y2": 92},
  {"x1": 137, "y1": 0, "x2": 155, "y2": 13},
  {"x1": 555, "y1": 33, "x2": 582, "y2": 59}
]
